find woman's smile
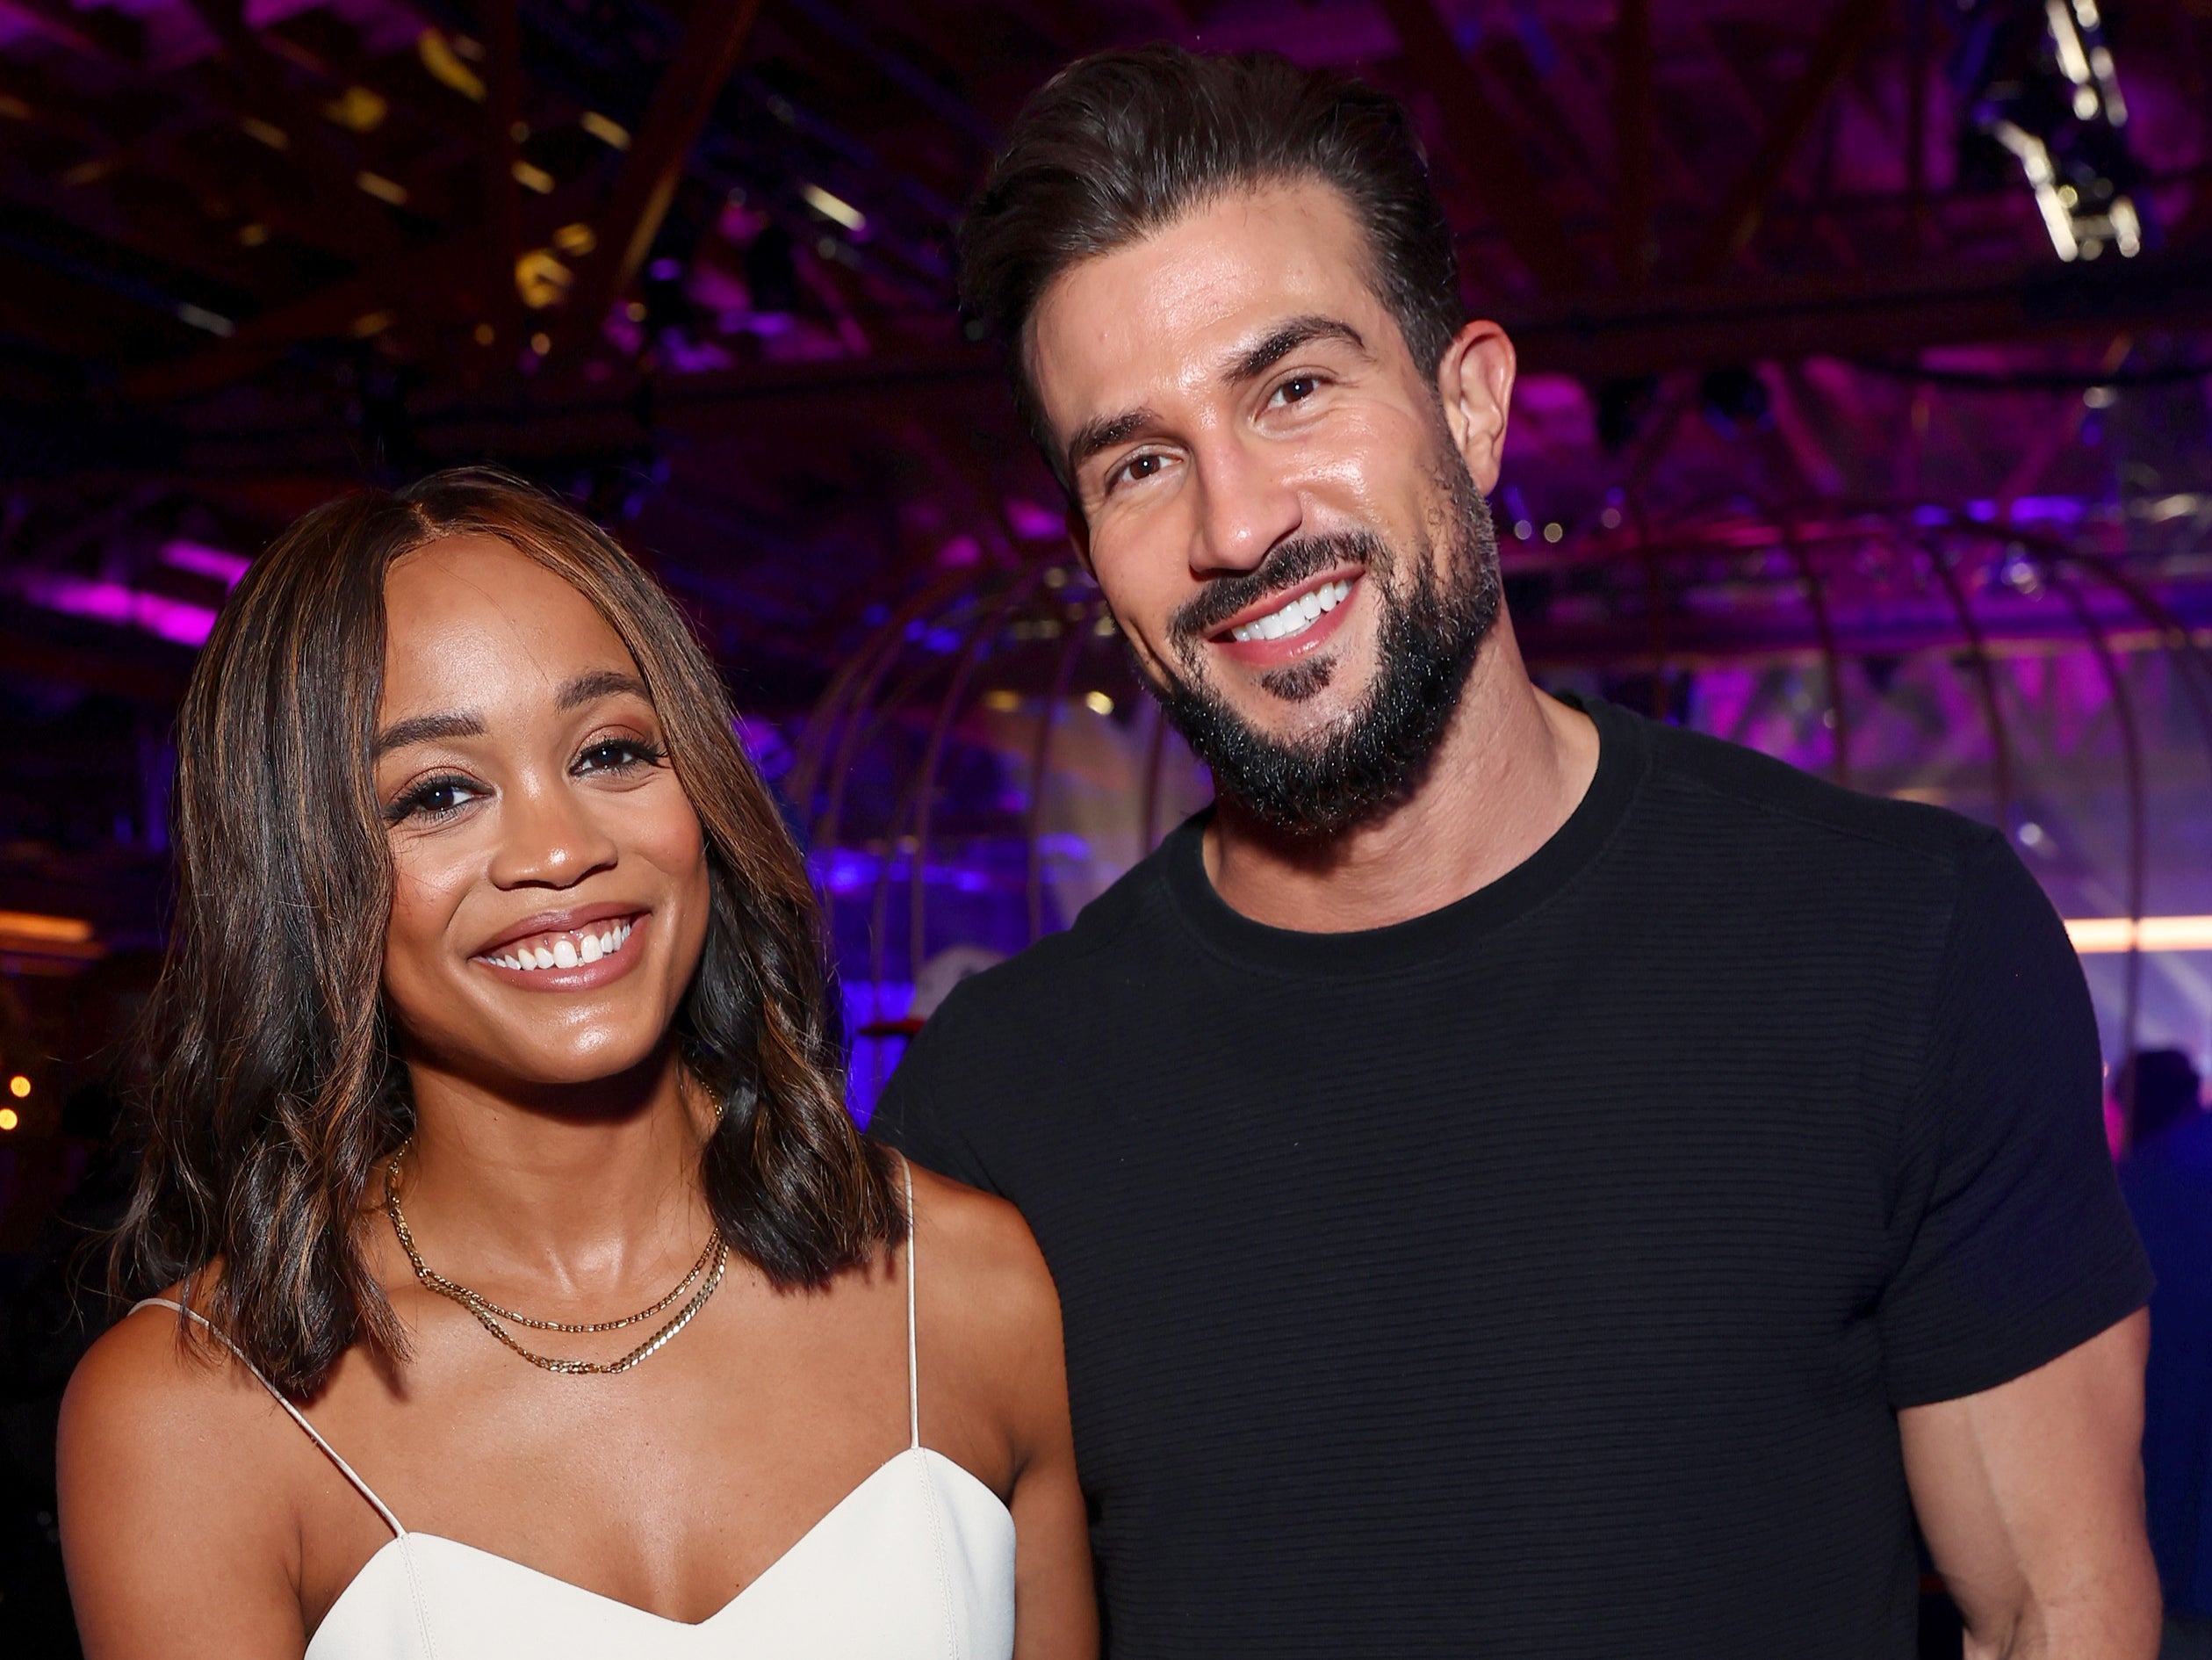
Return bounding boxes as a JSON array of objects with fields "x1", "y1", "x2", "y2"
[{"x1": 472, "y1": 906, "x2": 651, "y2": 992}]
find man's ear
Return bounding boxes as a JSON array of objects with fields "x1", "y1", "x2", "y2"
[
  {"x1": 1063, "y1": 501, "x2": 1095, "y2": 577},
  {"x1": 1435, "y1": 321, "x2": 1517, "y2": 494}
]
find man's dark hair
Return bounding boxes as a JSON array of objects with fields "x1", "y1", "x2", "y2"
[
  {"x1": 2119, "y1": 1047, "x2": 2203, "y2": 1147},
  {"x1": 959, "y1": 44, "x2": 1465, "y2": 482}
]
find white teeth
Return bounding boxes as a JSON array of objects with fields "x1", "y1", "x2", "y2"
[
  {"x1": 1229, "y1": 579, "x2": 1352, "y2": 644},
  {"x1": 486, "y1": 919, "x2": 636, "y2": 972}
]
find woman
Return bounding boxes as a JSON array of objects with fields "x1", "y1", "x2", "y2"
[{"x1": 58, "y1": 470, "x2": 1095, "y2": 1659}]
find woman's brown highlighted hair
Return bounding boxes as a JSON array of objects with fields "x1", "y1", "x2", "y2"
[{"x1": 118, "y1": 467, "x2": 901, "y2": 1396}]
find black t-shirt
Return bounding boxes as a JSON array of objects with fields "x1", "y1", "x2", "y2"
[{"x1": 872, "y1": 696, "x2": 2151, "y2": 1659}]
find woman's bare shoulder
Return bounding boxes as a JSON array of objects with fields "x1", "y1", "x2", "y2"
[
  {"x1": 62, "y1": 1285, "x2": 279, "y2": 1483},
  {"x1": 60, "y1": 1290, "x2": 309, "y2": 1657},
  {"x1": 903, "y1": 1163, "x2": 1063, "y2": 1355},
  {"x1": 68, "y1": 1286, "x2": 232, "y2": 1419}
]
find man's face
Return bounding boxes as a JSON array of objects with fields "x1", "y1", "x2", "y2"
[{"x1": 1028, "y1": 181, "x2": 1507, "y2": 836}]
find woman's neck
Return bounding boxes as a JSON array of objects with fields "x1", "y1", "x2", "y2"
[{"x1": 393, "y1": 1045, "x2": 717, "y2": 1299}]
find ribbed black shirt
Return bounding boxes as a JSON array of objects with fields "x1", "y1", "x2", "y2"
[{"x1": 872, "y1": 696, "x2": 2151, "y2": 1658}]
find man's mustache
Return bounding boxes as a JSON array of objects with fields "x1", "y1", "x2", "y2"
[{"x1": 1166, "y1": 531, "x2": 1386, "y2": 653}]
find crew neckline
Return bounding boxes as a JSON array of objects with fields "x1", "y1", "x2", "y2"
[{"x1": 1158, "y1": 694, "x2": 1646, "y2": 978}]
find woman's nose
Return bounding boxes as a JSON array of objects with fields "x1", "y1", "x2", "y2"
[{"x1": 488, "y1": 778, "x2": 619, "y2": 889}]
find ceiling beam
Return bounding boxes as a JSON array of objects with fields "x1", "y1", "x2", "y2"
[
  {"x1": 0, "y1": 615, "x2": 193, "y2": 702},
  {"x1": 1614, "y1": 0, "x2": 1654, "y2": 286},
  {"x1": 1691, "y1": 0, "x2": 1889, "y2": 278},
  {"x1": 0, "y1": 0, "x2": 141, "y2": 61},
  {"x1": 149, "y1": 248, "x2": 2212, "y2": 448},
  {"x1": 121, "y1": 227, "x2": 497, "y2": 401},
  {"x1": 188, "y1": 4, "x2": 452, "y2": 227},
  {"x1": 551, "y1": 0, "x2": 766, "y2": 362},
  {"x1": 1371, "y1": 0, "x2": 1587, "y2": 296},
  {"x1": 480, "y1": 0, "x2": 526, "y2": 360},
  {"x1": 1511, "y1": 254, "x2": 2212, "y2": 381}
]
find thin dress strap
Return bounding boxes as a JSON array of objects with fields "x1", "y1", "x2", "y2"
[
  {"x1": 130, "y1": 1297, "x2": 405, "y2": 1539},
  {"x1": 903, "y1": 1157, "x2": 919, "y2": 1450}
]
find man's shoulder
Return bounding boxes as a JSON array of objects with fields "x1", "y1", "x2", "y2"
[
  {"x1": 921, "y1": 834, "x2": 1179, "y2": 1035},
  {"x1": 1625, "y1": 705, "x2": 2001, "y2": 881}
]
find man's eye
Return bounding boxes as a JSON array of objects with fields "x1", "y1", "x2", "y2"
[
  {"x1": 1113, "y1": 453, "x2": 1165, "y2": 490},
  {"x1": 1279, "y1": 375, "x2": 1321, "y2": 404}
]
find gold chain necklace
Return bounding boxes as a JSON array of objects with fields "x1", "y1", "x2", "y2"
[{"x1": 384, "y1": 1148, "x2": 728, "y2": 1375}]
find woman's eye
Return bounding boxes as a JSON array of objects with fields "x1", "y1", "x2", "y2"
[
  {"x1": 389, "y1": 776, "x2": 480, "y2": 823},
  {"x1": 576, "y1": 737, "x2": 666, "y2": 774}
]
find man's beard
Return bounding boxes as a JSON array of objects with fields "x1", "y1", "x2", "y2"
[{"x1": 1139, "y1": 454, "x2": 1502, "y2": 840}]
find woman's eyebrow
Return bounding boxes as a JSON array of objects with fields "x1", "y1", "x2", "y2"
[
  {"x1": 373, "y1": 711, "x2": 483, "y2": 757},
  {"x1": 558, "y1": 668, "x2": 651, "y2": 711},
  {"x1": 373, "y1": 673, "x2": 646, "y2": 756}
]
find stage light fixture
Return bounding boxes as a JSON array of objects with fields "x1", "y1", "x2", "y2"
[{"x1": 1956, "y1": 0, "x2": 2144, "y2": 261}]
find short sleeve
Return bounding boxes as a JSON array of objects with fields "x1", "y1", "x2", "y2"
[
  {"x1": 1877, "y1": 832, "x2": 2153, "y2": 1407},
  {"x1": 866, "y1": 1000, "x2": 999, "y2": 1194}
]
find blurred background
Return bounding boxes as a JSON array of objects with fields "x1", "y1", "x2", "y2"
[{"x1": 2, "y1": 0, "x2": 2210, "y2": 1651}]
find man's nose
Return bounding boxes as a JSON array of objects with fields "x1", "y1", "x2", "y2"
[{"x1": 1188, "y1": 432, "x2": 1302, "y2": 576}]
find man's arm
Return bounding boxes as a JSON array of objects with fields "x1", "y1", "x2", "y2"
[{"x1": 1900, "y1": 1310, "x2": 2160, "y2": 1660}]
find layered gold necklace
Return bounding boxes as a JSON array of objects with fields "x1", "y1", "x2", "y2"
[{"x1": 384, "y1": 1147, "x2": 728, "y2": 1375}]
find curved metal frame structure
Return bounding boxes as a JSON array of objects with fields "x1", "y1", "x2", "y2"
[{"x1": 797, "y1": 504, "x2": 2212, "y2": 1065}]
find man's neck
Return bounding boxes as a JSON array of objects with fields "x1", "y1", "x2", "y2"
[{"x1": 1201, "y1": 624, "x2": 1600, "y2": 933}]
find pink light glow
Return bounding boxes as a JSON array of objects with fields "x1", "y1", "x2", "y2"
[
  {"x1": 158, "y1": 539, "x2": 251, "y2": 587},
  {"x1": 25, "y1": 574, "x2": 218, "y2": 647}
]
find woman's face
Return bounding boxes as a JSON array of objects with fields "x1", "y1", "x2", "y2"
[{"x1": 373, "y1": 535, "x2": 711, "y2": 1091}]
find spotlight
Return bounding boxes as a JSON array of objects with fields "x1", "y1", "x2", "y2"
[{"x1": 1953, "y1": 0, "x2": 2145, "y2": 260}]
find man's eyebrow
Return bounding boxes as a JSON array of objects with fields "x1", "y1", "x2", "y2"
[
  {"x1": 1065, "y1": 408, "x2": 1158, "y2": 480},
  {"x1": 372, "y1": 711, "x2": 484, "y2": 757},
  {"x1": 558, "y1": 668, "x2": 651, "y2": 711},
  {"x1": 1226, "y1": 316, "x2": 1366, "y2": 384}
]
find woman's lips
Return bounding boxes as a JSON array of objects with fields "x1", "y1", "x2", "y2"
[{"x1": 472, "y1": 913, "x2": 648, "y2": 992}]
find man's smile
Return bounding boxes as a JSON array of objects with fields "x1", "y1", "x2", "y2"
[{"x1": 1210, "y1": 571, "x2": 1363, "y2": 666}]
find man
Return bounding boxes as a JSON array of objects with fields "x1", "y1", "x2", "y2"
[
  {"x1": 874, "y1": 45, "x2": 2158, "y2": 1658},
  {"x1": 2118, "y1": 1052, "x2": 2212, "y2": 1658}
]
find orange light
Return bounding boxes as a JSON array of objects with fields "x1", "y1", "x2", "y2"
[
  {"x1": 2067, "y1": 915, "x2": 2212, "y2": 953},
  {"x1": 0, "y1": 911, "x2": 93, "y2": 943},
  {"x1": 5, "y1": 1074, "x2": 26, "y2": 1099},
  {"x1": 0, "y1": 1108, "x2": 18, "y2": 1131}
]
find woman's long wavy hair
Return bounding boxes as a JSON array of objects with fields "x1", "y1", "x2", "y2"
[{"x1": 118, "y1": 467, "x2": 901, "y2": 1396}]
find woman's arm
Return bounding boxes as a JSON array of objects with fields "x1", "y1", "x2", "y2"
[
  {"x1": 998, "y1": 1249, "x2": 1095, "y2": 1660},
  {"x1": 59, "y1": 1306, "x2": 309, "y2": 1660},
  {"x1": 910, "y1": 1168, "x2": 1099, "y2": 1660}
]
